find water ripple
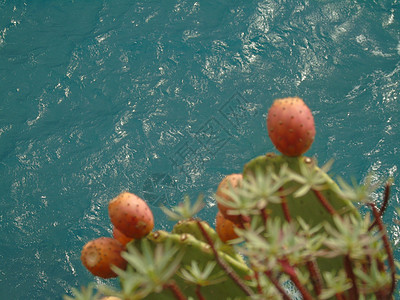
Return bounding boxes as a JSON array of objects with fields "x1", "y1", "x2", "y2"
[{"x1": 0, "y1": 0, "x2": 399, "y2": 298}]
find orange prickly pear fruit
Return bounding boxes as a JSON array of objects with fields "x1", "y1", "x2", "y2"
[
  {"x1": 81, "y1": 237, "x2": 126, "y2": 278},
  {"x1": 267, "y1": 97, "x2": 315, "y2": 157},
  {"x1": 108, "y1": 192, "x2": 154, "y2": 239},
  {"x1": 215, "y1": 211, "x2": 240, "y2": 243},
  {"x1": 216, "y1": 173, "x2": 243, "y2": 223}
]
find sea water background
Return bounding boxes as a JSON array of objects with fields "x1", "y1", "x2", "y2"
[{"x1": 0, "y1": 0, "x2": 399, "y2": 299}]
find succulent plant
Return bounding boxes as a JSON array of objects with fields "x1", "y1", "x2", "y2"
[{"x1": 68, "y1": 97, "x2": 398, "y2": 300}]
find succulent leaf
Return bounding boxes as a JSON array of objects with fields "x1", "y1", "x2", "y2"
[{"x1": 161, "y1": 194, "x2": 205, "y2": 221}]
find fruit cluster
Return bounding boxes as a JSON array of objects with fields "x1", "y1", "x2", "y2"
[
  {"x1": 81, "y1": 192, "x2": 154, "y2": 278},
  {"x1": 80, "y1": 97, "x2": 317, "y2": 279},
  {"x1": 72, "y1": 97, "x2": 397, "y2": 300},
  {"x1": 80, "y1": 188, "x2": 247, "y2": 279}
]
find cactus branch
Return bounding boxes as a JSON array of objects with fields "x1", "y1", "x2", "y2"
[{"x1": 196, "y1": 220, "x2": 253, "y2": 297}]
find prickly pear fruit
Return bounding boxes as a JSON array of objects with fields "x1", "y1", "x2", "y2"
[
  {"x1": 113, "y1": 227, "x2": 134, "y2": 246},
  {"x1": 215, "y1": 211, "x2": 239, "y2": 243},
  {"x1": 267, "y1": 97, "x2": 315, "y2": 157},
  {"x1": 81, "y1": 237, "x2": 127, "y2": 279},
  {"x1": 216, "y1": 173, "x2": 243, "y2": 223},
  {"x1": 108, "y1": 192, "x2": 154, "y2": 239}
]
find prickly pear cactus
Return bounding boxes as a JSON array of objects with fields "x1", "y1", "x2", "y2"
[{"x1": 71, "y1": 97, "x2": 397, "y2": 300}]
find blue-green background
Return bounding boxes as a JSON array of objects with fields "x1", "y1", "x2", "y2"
[{"x1": 0, "y1": 1, "x2": 399, "y2": 299}]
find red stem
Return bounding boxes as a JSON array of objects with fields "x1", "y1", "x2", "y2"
[
  {"x1": 238, "y1": 214, "x2": 250, "y2": 228},
  {"x1": 380, "y1": 182, "x2": 391, "y2": 215},
  {"x1": 195, "y1": 286, "x2": 205, "y2": 300},
  {"x1": 279, "y1": 187, "x2": 292, "y2": 222},
  {"x1": 253, "y1": 271, "x2": 263, "y2": 294},
  {"x1": 374, "y1": 289, "x2": 391, "y2": 300},
  {"x1": 264, "y1": 270, "x2": 292, "y2": 300},
  {"x1": 369, "y1": 203, "x2": 396, "y2": 297},
  {"x1": 306, "y1": 260, "x2": 323, "y2": 297},
  {"x1": 279, "y1": 259, "x2": 314, "y2": 300},
  {"x1": 335, "y1": 293, "x2": 346, "y2": 300},
  {"x1": 163, "y1": 281, "x2": 187, "y2": 300},
  {"x1": 343, "y1": 255, "x2": 359, "y2": 299},
  {"x1": 313, "y1": 189, "x2": 337, "y2": 215},
  {"x1": 376, "y1": 258, "x2": 385, "y2": 273},
  {"x1": 261, "y1": 207, "x2": 269, "y2": 227},
  {"x1": 196, "y1": 220, "x2": 253, "y2": 297},
  {"x1": 369, "y1": 181, "x2": 391, "y2": 230}
]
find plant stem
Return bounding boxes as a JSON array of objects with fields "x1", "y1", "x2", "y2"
[
  {"x1": 263, "y1": 270, "x2": 291, "y2": 300},
  {"x1": 369, "y1": 203, "x2": 396, "y2": 297},
  {"x1": 313, "y1": 189, "x2": 337, "y2": 215},
  {"x1": 196, "y1": 220, "x2": 253, "y2": 297},
  {"x1": 253, "y1": 271, "x2": 263, "y2": 294},
  {"x1": 335, "y1": 292, "x2": 346, "y2": 300},
  {"x1": 279, "y1": 187, "x2": 292, "y2": 222},
  {"x1": 238, "y1": 214, "x2": 250, "y2": 228},
  {"x1": 279, "y1": 259, "x2": 314, "y2": 300},
  {"x1": 306, "y1": 260, "x2": 323, "y2": 297},
  {"x1": 380, "y1": 181, "x2": 391, "y2": 217},
  {"x1": 261, "y1": 207, "x2": 269, "y2": 227},
  {"x1": 374, "y1": 289, "x2": 391, "y2": 300},
  {"x1": 163, "y1": 281, "x2": 187, "y2": 300},
  {"x1": 369, "y1": 181, "x2": 391, "y2": 230},
  {"x1": 195, "y1": 286, "x2": 205, "y2": 300},
  {"x1": 343, "y1": 254, "x2": 358, "y2": 299},
  {"x1": 376, "y1": 257, "x2": 385, "y2": 273}
]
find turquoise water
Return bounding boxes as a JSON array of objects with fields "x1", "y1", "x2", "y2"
[{"x1": 0, "y1": 1, "x2": 399, "y2": 299}]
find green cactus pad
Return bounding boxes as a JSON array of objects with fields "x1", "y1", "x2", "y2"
[
  {"x1": 172, "y1": 219, "x2": 219, "y2": 243},
  {"x1": 243, "y1": 153, "x2": 359, "y2": 225},
  {"x1": 243, "y1": 153, "x2": 360, "y2": 276},
  {"x1": 124, "y1": 230, "x2": 253, "y2": 299},
  {"x1": 172, "y1": 219, "x2": 245, "y2": 264}
]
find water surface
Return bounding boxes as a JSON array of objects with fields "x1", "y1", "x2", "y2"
[{"x1": 0, "y1": 1, "x2": 399, "y2": 298}]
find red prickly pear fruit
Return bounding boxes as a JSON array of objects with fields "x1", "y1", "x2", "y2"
[
  {"x1": 80, "y1": 237, "x2": 127, "y2": 279},
  {"x1": 215, "y1": 211, "x2": 240, "y2": 243},
  {"x1": 216, "y1": 173, "x2": 243, "y2": 223},
  {"x1": 112, "y1": 226, "x2": 134, "y2": 246},
  {"x1": 267, "y1": 97, "x2": 315, "y2": 157},
  {"x1": 108, "y1": 192, "x2": 154, "y2": 239}
]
